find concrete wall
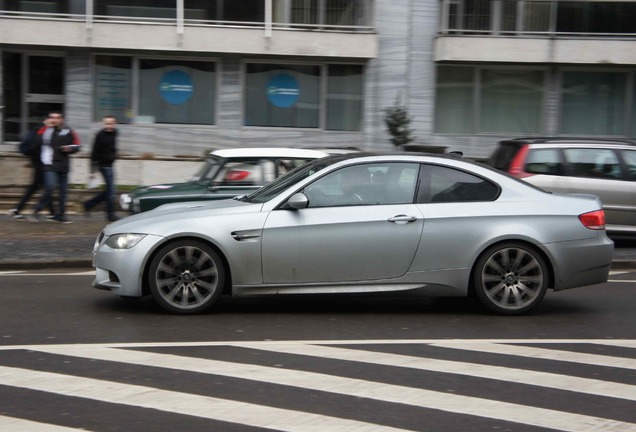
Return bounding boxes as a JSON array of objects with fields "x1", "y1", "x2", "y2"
[{"x1": 0, "y1": 152, "x2": 200, "y2": 187}]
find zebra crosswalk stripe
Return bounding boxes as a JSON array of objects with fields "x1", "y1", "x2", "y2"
[
  {"x1": 0, "y1": 365, "x2": 410, "y2": 432},
  {"x1": 0, "y1": 415, "x2": 83, "y2": 432},
  {"x1": 21, "y1": 344, "x2": 636, "y2": 432},
  {"x1": 430, "y1": 341, "x2": 636, "y2": 369},
  {"x1": 232, "y1": 342, "x2": 636, "y2": 400}
]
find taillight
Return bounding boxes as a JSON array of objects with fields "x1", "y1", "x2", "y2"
[
  {"x1": 579, "y1": 210, "x2": 606, "y2": 230},
  {"x1": 225, "y1": 170, "x2": 250, "y2": 181},
  {"x1": 508, "y1": 145, "x2": 532, "y2": 178}
]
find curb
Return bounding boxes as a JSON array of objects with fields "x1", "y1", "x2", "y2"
[{"x1": 0, "y1": 258, "x2": 92, "y2": 271}]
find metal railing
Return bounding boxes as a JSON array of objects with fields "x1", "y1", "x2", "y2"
[
  {"x1": 440, "y1": 0, "x2": 636, "y2": 38},
  {"x1": 0, "y1": 0, "x2": 375, "y2": 33}
]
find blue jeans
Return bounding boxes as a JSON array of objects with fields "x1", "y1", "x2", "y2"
[
  {"x1": 85, "y1": 166, "x2": 116, "y2": 218},
  {"x1": 35, "y1": 170, "x2": 68, "y2": 217}
]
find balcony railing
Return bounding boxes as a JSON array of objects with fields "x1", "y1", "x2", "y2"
[
  {"x1": 0, "y1": 0, "x2": 375, "y2": 33},
  {"x1": 440, "y1": 0, "x2": 636, "y2": 38}
]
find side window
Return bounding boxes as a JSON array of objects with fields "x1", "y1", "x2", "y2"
[
  {"x1": 215, "y1": 161, "x2": 264, "y2": 186},
  {"x1": 417, "y1": 164, "x2": 499, "y2": 203},
  {"x1": 620, "y1": 149, "x2": 636, "y2": 180},
  {"x1": 304, "y1": 163, "x2": 419, "y2": 207},
  {"x1": 563, "y1": 148, "x2": 622, "y2": 179},
  {"x1": 275, "y1": 158, "x2": 310, "y2": 177},
  {"x1": 524, "y1": 149, "x2": 561, "y2": 175}
]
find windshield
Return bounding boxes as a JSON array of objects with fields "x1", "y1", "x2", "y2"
[
  {"x1": 190, "y1": 157, "x2": 221, "y2": 182},
  {"x1": 244, "y1": 156, "x2": 346, "y2": 203}
]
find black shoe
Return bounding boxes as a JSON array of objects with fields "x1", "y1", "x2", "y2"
[
  {"x1": 51, "y1": 216, "x2": 73, "y2": 224},
  {"x1": 108, "y1": 215, "x2": 120, "y2": 222}
]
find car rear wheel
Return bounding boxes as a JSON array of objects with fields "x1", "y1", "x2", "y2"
[
  {"x1": 473, "y1": 242, "x2": 548, "y2": 315},
  {"x1": 148, "y1": 240, "x2": 225, "y2": 314}
]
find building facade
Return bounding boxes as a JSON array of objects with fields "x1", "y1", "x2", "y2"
[{"x1": 1, "y1": 0, "x2": 635, "y2": 159}]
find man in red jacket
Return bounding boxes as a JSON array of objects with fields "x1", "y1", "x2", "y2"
[{"x1": 28, "y1": 112, "x2": 80, "y2": 223}]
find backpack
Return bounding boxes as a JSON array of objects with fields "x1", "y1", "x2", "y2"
[{"x1": 19, "y1": 129, "x2": 35, "y2": 156}]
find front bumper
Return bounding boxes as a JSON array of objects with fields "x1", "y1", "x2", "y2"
[{"x1": 92, "y1": 232, "x2": 164, "y2": 297}]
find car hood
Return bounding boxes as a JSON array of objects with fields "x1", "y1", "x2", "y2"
[
  {"x1": 103, "y1": 198, "x2": 261, "y2": 236},
  {"x1": 130, "y1": 181, "x2": 206, "y2": 197}
]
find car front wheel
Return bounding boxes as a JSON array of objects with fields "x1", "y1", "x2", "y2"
[
  {"x1": 473, "y1": 242, "x2": 548, "y2": 315},
  {"x1": 148, "y1": 240, "x2": 225, "y2": 314}
]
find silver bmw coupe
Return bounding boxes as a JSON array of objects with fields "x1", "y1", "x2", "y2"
[{"x1": 92, "y1": 153, "x2": 613, "y2": 315}]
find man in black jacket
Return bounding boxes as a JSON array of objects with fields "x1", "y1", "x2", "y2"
[
  {"x1": 84, "y1": 115, "x2": 119, "y2": 221},
  {"x1": 29, "y1": 112, "x2": 81, "y2": 223},
  {"x1": 9, "y1": 118, "x2": 55, "y2": 219}
]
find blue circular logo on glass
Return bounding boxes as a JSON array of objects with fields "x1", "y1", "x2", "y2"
[
  {"x1": 159, "y1": 70, "x2": 193, "y2": 105},
  {"x1": 267, "y1": 74, "x2": 300, "y2": 108}
]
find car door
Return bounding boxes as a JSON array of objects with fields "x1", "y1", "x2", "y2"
[
  {"x1": 261, "y1": 162, "x2": 423, "y2": 284},
  {"x1": 562, "y1": 148, "x2": 636, "y2": 227},
  {"x1": 522, "y1": 147, "x2": 572, "y2": 192}
]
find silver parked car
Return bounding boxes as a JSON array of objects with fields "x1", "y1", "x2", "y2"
[
  {"x1": 489, "y1": 138, "x2": 636, "y2": 237},
  {"x1": 92, "y1": 153, "x2": 613, "y2": 315}
]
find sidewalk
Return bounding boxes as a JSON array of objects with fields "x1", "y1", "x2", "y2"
[
  {"x1": 1, "y1": 213, "x2": 635, "y2": 271},
  {"x1": 0, "y1": 213, "x2": 110, "y2": 270}
]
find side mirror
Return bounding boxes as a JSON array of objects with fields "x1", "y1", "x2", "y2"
[{"x1": 285, "y1": 192, "x2": 309, "y2": 210}]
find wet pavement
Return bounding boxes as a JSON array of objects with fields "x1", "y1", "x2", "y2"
[
  {"x1": 0, "y1": 214, "x2": 110, "y2": 269},
  {"x1": 0, "y1": 213, "x2": 635, "y2": 270}
]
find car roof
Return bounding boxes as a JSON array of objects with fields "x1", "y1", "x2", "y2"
[
  {"x1": 210, "y1": 147, "x2": 330, "y2": 159},
  {"x1": 499, "y1": 137, "x2": 636, "y2": 147}
]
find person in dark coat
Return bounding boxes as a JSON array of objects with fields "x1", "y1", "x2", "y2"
[
  {"x1": 28, "y1": 112, "x2": 81, "y2": 223},
  {"x1": 9, "y1": 118, "x2": 55, "y2": 219},
  {"x1": 83, "y1": 115, "x2": 119, "y2": 221}
]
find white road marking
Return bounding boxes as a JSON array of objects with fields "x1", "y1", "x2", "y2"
[
  {"x1": 431, "y1": 341, "x2": 636, "y2": 370},
  {"x1": 0, "y1": 415, "x2": 86, "y2": 432},
  {"x1": 0, "y1": 365, "x2": 410, "y2": 432},
  {"x1": 2, "y1": 339, "x2": 636, "y2": 351},
  {"x1": 12, "y1": 343, "x2": 635, "y2": 432},
  {"x1": 227, "y1": 342, "x2": 636, "y2": 400}
]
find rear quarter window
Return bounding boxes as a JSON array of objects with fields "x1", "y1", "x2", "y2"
[{"x1": 416, "y1": 164, "x2": 500, "y2": 203}]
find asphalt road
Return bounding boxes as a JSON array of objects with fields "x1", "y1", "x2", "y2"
[{"x1": 1, "y1": 269, "x2": 635, "y2": 431}]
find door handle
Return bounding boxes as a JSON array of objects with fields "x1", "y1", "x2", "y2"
[{"x1": 388, "y1": 215, "x2": 417, "y2": 223}]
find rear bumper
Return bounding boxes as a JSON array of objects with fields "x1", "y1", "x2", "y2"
[{"x1": 546, "y1": 234, "x2": 614, "y2": 291}]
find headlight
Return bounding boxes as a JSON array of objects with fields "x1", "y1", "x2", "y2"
[{"x1": 105, "y1": 233, "x2": 146, "y2": 249}]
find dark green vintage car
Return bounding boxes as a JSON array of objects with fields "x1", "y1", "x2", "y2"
[{"x1": 120, "y1": 148, "x2": 329, "y2": 213}]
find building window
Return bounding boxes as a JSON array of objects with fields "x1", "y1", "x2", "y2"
[
  {"x1": 93, "y1": 56, "x2": 215, "y2": 125},
  {"x1": 94, "y1": 55, "x2": 132, "y2": 124},
  {"x1": 326, "y1": 64, "x2": 363, "y2": 131},
  {"x1": 244, "y1": 62, "x2": 363, "y2": 130},
  {"x1": 245, "y1": 63, "x2": 320, "y2": 128},
  {"x1": 435, "y1": 66, "x2": 544, "y2": 134},
  {"x1": 139, "y1": 59, "x2": 215, "y2": 125},
  {"x1": 560, "y1": 71, "x2": 626, "y2": 136},
  {"x1": 435, "y1": 66, "x2": 473, "y2": 134},
  {"x1": 480, "y1": 69, "x2": 544, "y2": 134}
]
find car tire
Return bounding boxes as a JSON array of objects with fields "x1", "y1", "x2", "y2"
[
  {"x1": 148, "y1": 239, "x2": 225, "y2": 315},
  {"x1": 473, "y1": 242, "x2": 548, "y2": 315}
]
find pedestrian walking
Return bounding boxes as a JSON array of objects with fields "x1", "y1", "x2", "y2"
[
  {"x1": 8, "y1": 118, "x2": 55, "y2": 220},
  {"x1": 83, "y1": 115, "x2": 120, "y2": 221},
  {"x1": 28, "y1": 112, "x2": 81, "y2": 223}
]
